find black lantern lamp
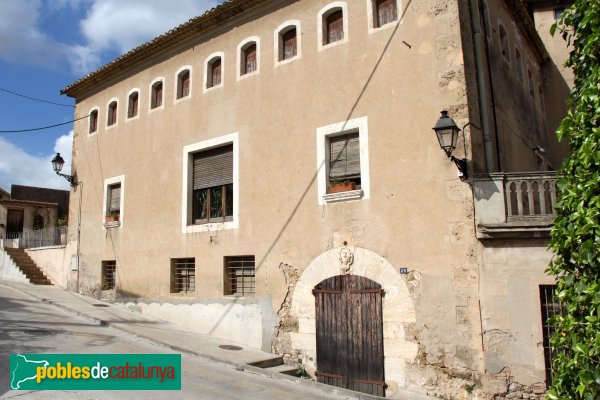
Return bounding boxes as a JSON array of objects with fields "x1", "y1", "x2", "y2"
[
  {"x1": 432, "y1": 111, "x2": 468, "y2": 182},
  {"x1": 51, "y1": 153, "x2": 76, "y2": 185}
]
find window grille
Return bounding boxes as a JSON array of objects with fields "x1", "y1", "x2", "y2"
[
  {"x1": 171, "y1": 258, "x2": 195, "y2": 294},
  {"x1": 102, "y1": 261, "x2": 116, "y2": 290},
  {"x1": 224, "y1": 256, "x2": 255, "y2": 296},
  {"x1": 540, "y1": 285, "x2": 564, "y2": 388}
]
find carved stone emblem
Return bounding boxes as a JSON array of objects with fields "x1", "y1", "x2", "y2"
[{"x1": 339, "y1": 246, "x2": 354, "y2": 275}]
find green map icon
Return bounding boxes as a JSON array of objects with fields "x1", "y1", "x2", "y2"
[{"x1": 10, "y1": 354, "x2": 49, "y2": 389}]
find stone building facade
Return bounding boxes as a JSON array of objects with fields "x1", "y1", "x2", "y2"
[{"x1": 59, "y1": 0, "x2": 571, "y2": 398}]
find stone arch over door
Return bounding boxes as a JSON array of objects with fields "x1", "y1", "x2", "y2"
[{"x1": 289, "y1": 247, "x2": 417, "y2": 396}]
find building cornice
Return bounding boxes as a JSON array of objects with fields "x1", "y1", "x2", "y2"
[
  {"x1": 61, "y1": 0, "x2": 273, "y2": 99},
  {"x1": 504, "y1": 0, "x2": 550, "y2": 63}
]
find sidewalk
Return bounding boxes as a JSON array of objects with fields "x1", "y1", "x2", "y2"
[{"x1": 0, "y1": 279, "x2": 373, "y2": 399}]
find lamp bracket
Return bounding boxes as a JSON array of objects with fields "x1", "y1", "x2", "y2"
[{"x1": 450, "y1": 156, "x2": 468, "y2": 182}]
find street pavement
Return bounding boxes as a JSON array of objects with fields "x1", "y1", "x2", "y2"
[{"x1": 0, "y1": 280, "x2": 364, "y2": 400}]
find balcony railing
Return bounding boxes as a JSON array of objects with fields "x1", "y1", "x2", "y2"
[
  {"x1": 0, "y1": 226, "x2": 68, "y2": 249},
  {"x1": 474, "y1": 172, "x2": 559, "y2": 238}
]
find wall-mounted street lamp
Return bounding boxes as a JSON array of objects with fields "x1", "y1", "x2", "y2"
[
  {"x1": 51, "y1": 153, "x2": 76, "y2": 186},
  {"x1": 432, "y1": 111, "x2": 468, "y2": 182}
]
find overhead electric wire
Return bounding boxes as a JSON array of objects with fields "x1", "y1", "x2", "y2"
[
  {"x1": 0, "y1": 115, "x2": 88, "y2": 133},
  {"x1": 0, "y1": 87, "x2": 75, "y2": 108}
]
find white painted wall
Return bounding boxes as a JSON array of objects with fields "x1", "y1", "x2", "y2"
[
  {"x1": 0, "y1": 248, "x2": 29, "y2": 283},
  {"x1": 26, "y1": 246, "x2": 70, "y2": 288}
]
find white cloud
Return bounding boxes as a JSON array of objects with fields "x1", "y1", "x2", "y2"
[
  {"x1": 0, "y1": 132, "x2": 72, "y2": 191},
  {"x1": 0, "y1": 0, "x2": 220, "y2": 75}
]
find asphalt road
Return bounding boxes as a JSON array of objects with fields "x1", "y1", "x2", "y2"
[{"x1": 0, "y1": 285, "x2": 353, "y2": 400}]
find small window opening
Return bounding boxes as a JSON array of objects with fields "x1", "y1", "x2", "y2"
[
  {"x1": 89, "y1": 110, "x2": 98, "y2": 133},
  {"x1": 374, "y1": 0, "x2": 397, "y2": 28},
  {"x1": 171, "y1": 258, "x2": 195, "y2": 294},
  {"x1": 516, "y1": 49, "x2": 524, "y2": 81},
  {"x1": 499, "y1": 25, "x2": 509, "y2": 60},
  {"x1": 128, "y1": 92, "x2": 139, "y2": 118},
  {"x1": 106, "y1": 183, "x2": 121, "y2": 218},
  {"x1": 151, "y1": 81, "x2": 163, "y2": 109},
  {"x1": 242, "y1": 43, "x2": 257, "y2": 75},
  {"x1": 324, "y1": 9, "x2": 344, "y2": 44},
  {"x1": 328, "y1": 132, "x2": 361, "y2": 192},
  {"x1": 280, "y1": 27, "x2": 297, "y2": 61},
  {"x1": 540, "y1": 285, "x2": 564, "y2": 389},
  {"x1": 102, "y1": 261, "x2": 116, "y2": 290},
  {"x1": 177, "y1": 70, "x2": 190, "y2": 99},
  {"x1": 224, "y1": 256, "x2": 255, "y2": 296},
  {"x1": 207, "y1": 57, "x2": 222, "y2": 88},
  {"x1": 107, "y1": 101, "x2": 117, "y2": 126}
]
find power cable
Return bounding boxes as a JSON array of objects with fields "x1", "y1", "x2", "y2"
[
  {"x1": 0, "y1": 115, "x2": 88, "y2": 133},
  {"x1": 0, "y1": 87, "x2": 75, "y2": 108}
]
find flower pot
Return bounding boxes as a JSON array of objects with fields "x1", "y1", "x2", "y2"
[
  {"x1": 328, "y1": 181, "x2": 356, "y2": 193},
  {"x1": 105, "y1": 215, "x2": 120, "y2": 223}
]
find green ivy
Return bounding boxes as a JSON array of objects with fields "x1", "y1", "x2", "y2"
[{"x1": 547, "y1": 1, "x2": 600, "y2": 399}]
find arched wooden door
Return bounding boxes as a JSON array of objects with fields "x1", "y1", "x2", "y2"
[{"x1": 313, "y1": 275, "x2": 386, "y2": 396}]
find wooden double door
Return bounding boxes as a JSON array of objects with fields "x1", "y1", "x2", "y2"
[{"x1": 314, "y1": 275, "x2": 386, "y2": 396}]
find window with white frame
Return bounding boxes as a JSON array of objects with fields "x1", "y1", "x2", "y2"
[
  {"x1": 150, "y1": 79, "x2": 164, "y2": 109},
  {"x1": 103, "y1": 176, "x2": 124, "y2": 227},
  {"x1": 89, "y1": 109, "x2": 98, "y2": 134},
  {"x1": 127, "y1": 90, "x2": 139, "y2": 119},
  {"x1": 275, "y1": 21, "x2": 301, "y2": 65},
  {"x1": 206, "y1": 54, "x2": 223, "y2": 89},
  {"x1": 240, "y1": 41, "x2": 258, "y2": 76},
  {"x1": 370, "y1": 0, "x2": 398, "y2": 29},
  {"x1": 182, "y1": 133, "x2": 239, "y2": 233},
  {"x1": 176, "y1": 68, "x2": 191, "y2": 99},
  {"x1": 107, "y1": 100, "x2": 118, "y2": 127},
  {"x1": 318, "y1": 3, "x2": 348, "y2": 50},
  {"x1": 317, "y1": 117, "x2": 370, "y2": 204}
]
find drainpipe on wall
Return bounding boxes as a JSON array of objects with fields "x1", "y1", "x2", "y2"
[{"x1": 469, "y1": 0, "x2": 495, "y2": 173}]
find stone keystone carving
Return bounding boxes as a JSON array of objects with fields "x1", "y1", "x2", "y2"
[{"x1": 339, "y1": 246, "x2": 354, "y2": 275}]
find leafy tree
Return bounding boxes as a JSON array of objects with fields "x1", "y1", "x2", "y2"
[{"x1": 547, "y1": 1, "x2": 600, "y2": 399}]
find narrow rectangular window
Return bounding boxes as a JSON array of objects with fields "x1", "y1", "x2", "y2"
[
  {"x1": 209, "y1": 59, "x2": 222, "y2": 88},
  {"x1": 326, "y1": 10, "x2": 344, "y2": 44},
  {"x1": 89, "y1": 110, "x2": 98, "y2": 133},
  {"x1": 224, "y1": 256, "x2": 255, "y2": 296},
  {"x1": 540, "y1": 285, "x2": 564, "y2": 389},
  {"x1": 178, "y1": 71, "x2": 190, "y2": 99},
  {"x1": 244, "y1": 44, "x2": 257, "y2": 74},
  {"x1": 152, "y1": 82, "x2": 163, "y2": 108},
  {"x1": 329, "y1": 132, "x2": 361, "y2": 190},
  {"x1": 108, "y1": 102, "x2": 117, "y2": 126},
  {"x1": 375, "y1": 0, "x2": 397, "y2": 27},
  {"x1": 171, "y1": 258, "x2": 195, "y2": 294},
  {"x1": 106, "y1": 183, "x2": 121, "y2": 216},
  {"x1": 192, "y1": 144, "x2": 233, "y2": 224},
  {"x1": 102, "y1": 260, "x2": 116, "y2": 290},
  {"x1": 282, "y1": 28, "x2": 297, "y2": 60},
  {"x1": 128, "y1": 92, "x2": 138, "y2": 118}
]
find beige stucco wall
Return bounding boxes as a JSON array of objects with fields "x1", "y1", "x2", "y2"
[
  {"x1": 479, "y1": 239, "x2": 555, "y2": 392},
  {"x1": 62, "y1": 0, "x2": 562, "y2": 398}
]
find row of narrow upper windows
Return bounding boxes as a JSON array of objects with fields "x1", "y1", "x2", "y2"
[{"x1": 87, "y1": 0, "x2": 400, "y2": 134}]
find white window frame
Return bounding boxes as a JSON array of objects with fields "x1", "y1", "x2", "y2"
[
  {"x1": 102, "y1": 175, "x2": 125, "y2": 228},
  {"x1": 88, "y1": 106, "x2": 99, "y2": 136},
  {"x1": 126, "y1": 88, "x2": 140, "y2": 122},
  {"x1": 105, "y1": 98, "x2": 119, "y2": 129},
  {"x1": 274, "y1": 20, "x2": 301, "y2": 67},
  {"x1": 316, "y1": 116, "x2": 370, "y2": 205},
  {"x1": 148, "y1": 77, "x2": 165, "y2": 113},
  {"x1": 367, "y1": 0, "x2": 401, "y2": 34},
  {"x1": 237, "y1": 36, "x2": 260, "y2": 80},
  {"x1": 318, "y1": 2, "x2": 349, "y2": 51},
  {"x1": 174, "y1": 66, "x2": 193, "y2": 103},
  {"x1": 204, "y1": 52, "x2": 225, "y2": 93},
  {"x1": 181, "y1": 132, "x2": 239, "y2": 233}
]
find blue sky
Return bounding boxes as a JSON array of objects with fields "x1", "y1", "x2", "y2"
[{"x1": 0, "y1": 0, "x2": 219, "y2": 192}]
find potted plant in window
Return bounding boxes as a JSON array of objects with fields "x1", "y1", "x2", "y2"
[
  {"x1": 328, "y1": 179, "x2": 357, "y2": 193},
  {"x1": 105, "y1": 211, "x2": 120, "y2": 223}
]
